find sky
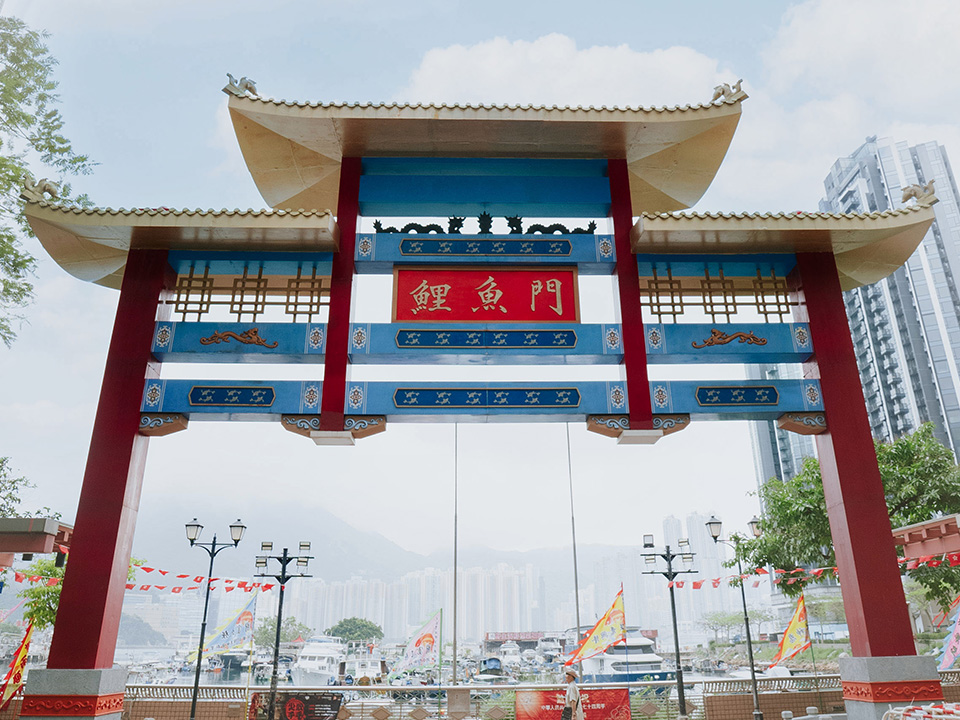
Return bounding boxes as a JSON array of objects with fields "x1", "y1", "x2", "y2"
[{"x1": 1, "y1": 0, "x2": 960, "y2": 580}]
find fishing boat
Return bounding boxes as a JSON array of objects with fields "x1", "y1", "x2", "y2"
[
  {"x1": 576, "y1": 627, "x2": 675, "y2": 683},
  {"x1": 292, "y1": 636, "x2": 347, "y2": 686}
]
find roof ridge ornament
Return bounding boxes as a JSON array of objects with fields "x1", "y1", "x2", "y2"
[
  {"x1": 223, "y1": 73, "x2": 258, "y2": 98},
  {"x1": 21, "y1": 173, "x2": 60, "y2": 203},
  {"x1": 710, "y1": 79, "x2": 747, "y2": 104},
  {"x1": 901, "y1": 179, "x2": 938, "y2": 207}
]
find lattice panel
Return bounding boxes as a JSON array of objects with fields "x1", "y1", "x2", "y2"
[
  {"x1": 639, "y1": 266, "x2": 798, "y2": 323},
  {"x1": 166, "y1": 266, "x2": 331, "y2": 322}
]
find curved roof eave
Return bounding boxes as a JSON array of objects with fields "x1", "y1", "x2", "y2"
[
  {"x1": 631, "y1": 205, "x2": 937, "y2": 290},
  {"x1": 227, "y1": 95, "x2": 746, "y2": 215},
  {"x1": 22, "y1": 201, "x2": 338, "y2": 289}
]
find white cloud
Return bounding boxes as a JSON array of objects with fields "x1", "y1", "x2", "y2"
[
  {"x1": 397, "y1": 34, "x2": 737, "y2": 108},
  {"x1": 764, "y1": 0, "x2": 960, "y2": 120}
]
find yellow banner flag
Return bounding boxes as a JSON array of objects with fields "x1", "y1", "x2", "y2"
[
  {"x1": 769, "y1": 595, "x2": 811, "y2": 668},
  {"x1": 566, "y1": 587, "x2": 626, "y2": 665},
  {"x1": 0, "y1": 622, "x2": 33, "y2": 709}
]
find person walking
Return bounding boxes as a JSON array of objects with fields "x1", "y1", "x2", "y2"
[{"x1": 564, "y1": 669, "x2": 584, "y2": 720}]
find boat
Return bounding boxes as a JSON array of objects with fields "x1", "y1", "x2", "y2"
[
  {"x1": 499, "y1": 641, "x2": 522, "y2": 668},
  {"x1": 576, "y1": 627, "x2": 675, "y2": 683},
  {"x1": 292, "y1": 636, "x2": 347, "y2": 686}
]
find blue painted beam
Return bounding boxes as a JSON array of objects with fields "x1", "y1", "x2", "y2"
[
  {"x1": 355, "y1": 233, "x2": 616, "y2": 274},
  {"x1": 167, "y1": 251, "x2": 333, "y2": 276},
  {"x1": 637, "y1": 254, "x2": 797, "y2": 278},
  {"x1": 142, "y1": 378, "x2": 822, "y2": 423},
  {"x1": 348, "y1": 323, "x2": 623, "y2": 365},
  {"x1": 358, "y1": 158, "x2": 611, "y2": 218},
  {"x1": 644, "y1": 323, "x2": 813, "y2": 363},
  {"x1": 150, "y1": 321, "x2": 812, "y2": 365},
  {"x1": 151, "y1": 321, "x2": 326, "y2": 363},
  {"x1": 649, "y1": 379, "x2": 823, "y2": 420}
]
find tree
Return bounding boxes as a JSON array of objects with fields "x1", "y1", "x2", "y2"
[
  {"x1": 325, "y1": 617, "x2": 384, "y2": 643},
  {"x1": 18, "y1": 556, "x2": 143, "y2": 630},
  {"x1": 117, "y1": 613, "x2": 167, "y2": 647},
  {"x1": 0, "y1": 456, "x2": 59, "y2": 518},
  {"x1": 699, "y1": 610, "x2": 743, "y2": 643},
  {"x1": 0, "y1": 15, "x2": 93, "y2": 346},
  {"x1": 735, "y1": 423, "x2": 960, "y2": 609},
  {"x1": 254, "y1": 616, "x2": 313, "y2": 649}
]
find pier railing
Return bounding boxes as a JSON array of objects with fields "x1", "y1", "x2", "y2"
[{"x1": 0, "y1": 674, "x2": 954, "y2": 720}]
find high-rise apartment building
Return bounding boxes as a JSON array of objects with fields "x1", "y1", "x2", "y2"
[{"x1": 819, "y1": 136, "x2": 960, "y2": 454}]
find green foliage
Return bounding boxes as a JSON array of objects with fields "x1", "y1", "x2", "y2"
[
  {"x1": 735, "y1": 424, "x2": 960, "y2": 609},
  {"x1": 0, "y1": 15, "x2": 93, "y2": 346},
  {"x1": 0, "y1": 456, "x2": 59, "y2": 518},
  {"x1": 254, "y1": 616, "x2": 313, "y2": 649},
  {"x1": 325, "y1": 617, "x2": 384, "y2": 643},
  {"x1": 698, "y1": 610, "x2": 743, "y2": 642},
  {"x1": 18, "y1": 555, "x2": 144, "y2": 631},
  {"x1": 18, "y1": 556, "x2": 62, "y2": 629}
]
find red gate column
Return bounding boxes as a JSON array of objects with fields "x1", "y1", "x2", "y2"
[
  {"x1": 608, "y1": 159, "x2": 655, "y2": 439},
  {"x1": 22, "y1": 248, "x2": 173, "y2": 720},
  {"x1": 317, "y1": 157, "x2": 362, "y2": 441},
  {"x1": 794, "y1": 252, "x2": 942, "y2": 720}
]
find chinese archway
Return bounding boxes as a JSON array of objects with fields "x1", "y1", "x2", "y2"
[{"x1": 20, "y1": 78, "x2": 941, "y2": 720}]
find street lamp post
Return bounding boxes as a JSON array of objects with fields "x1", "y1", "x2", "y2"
[
  {"x1": 257, "y1": 541, "x2": 313, "y2": 720},
  {"x1": 706, "y1": 515, "x2": 763, "y2": 720},
  {"x1": 641, "y1": 534, "x2": 697, "y2": 719},
  {"x1": 185, "y1": 518, "x2": 246, "y2": 720}
]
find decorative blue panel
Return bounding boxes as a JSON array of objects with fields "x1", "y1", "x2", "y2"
[
  {"x1": 637, "y1": 254, "x2": 797, "y2": 278},
  {"x1": 649, "y1": 379, "x2": 823, "y2": 420},
  {"x1": 141, "y1": 379, "x2": 321, "y2": 420},
  {"x1": 348, "y1": 323, "x2": 623, "y2": 366},
  {"x1": 355, "y1": 233, "x2": 615, "y2": 274},
  {"x1": 644, "y1": 323, "x2": 813, "y2": 363},
  {"x1": 152, "y1": 322, "x2": 326, "y2": 363},
  {"x1": 167, "y1": 251, "x2": 333, "y2": 276}
]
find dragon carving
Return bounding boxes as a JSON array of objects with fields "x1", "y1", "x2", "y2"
[
  {"x1": 901, "y1": 179, "x2": 937, "y2": 205},
  {"x1": 199, "y1": 328, "x2": 278, "y2": 348},
  {"x1": 691, "y1": 329, "x2": 768, "y2": 349},
  {"x1": 21, "y1": 174, "x2": 60, "y2": 202},
  {"x1": 711, "y1": 79, "x2": 746, "y2": 103},
  {"x1": 224, "y1": 73, "x2": 259, "y2": 98}
]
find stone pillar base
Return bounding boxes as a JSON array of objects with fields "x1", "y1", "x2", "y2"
[
  {"x1": 21, "y1": 669, "x2": 127, "y2": 720},
  {"x1": 840, "y1": 656, "x2": 942, "y2": 720}
]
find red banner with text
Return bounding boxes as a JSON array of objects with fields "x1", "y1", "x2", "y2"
[
  {"x1": 515, "y1": 689, "x2": 630, "y2": 720},
  {"x1": 394, "y1": 267, "x2": 580, "y2": 323}
]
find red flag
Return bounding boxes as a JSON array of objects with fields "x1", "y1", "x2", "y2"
[
  {"x1": 139, "y1": 585, "x2": 151, "y2": 591},
  {"x1": 712, "y1": 578, "x2": 721, "y2": 588},
  {"x1": 57, "y1": 544, "x2": 70, "y2": 555},
  {"x1": 159, "y1": 570, "x2": 168, "y2": 575},
  {"x1": 752, "y1": 580, "x2": 761, "y2": 588},
  {"x1": 675, "y1": 581, "x2": 684, "y2": 589},
  {"x1": 194, "y1": 576, "x2": 204, "y2": 583},
  {"x1": 45, "y1": 578, "x2": 58, "y2": 587},
  {"x1": 948, "y1": 554, "x2": 960, "y2": 567},
  {"x1": 262, "y1": 584, "x2": 274, "y2": 591},
  {"x1": 125, "y1": 583, "x2": 134, "y2": 590},
  {"x1": 154, "y1": 586, "x2": 166, "y2": 590},
  {"x1": 172, "y1": 587, "x2": 183, "y2": 594},
  {"x1": 693, "y1": 580, "x2": 704, "y2": 589},
  {"x1": 28, "y1": 576, "x2": 40, "y2": 583},
  {"x1": 13, "y1": 573, "x2": 23, "y2": 583},
  {"x1": 755, "y1": 568, "x2": 769, "y2": 575},
  {"x1": 142, "y1": 567, "x2": 154, "y2": 573},
  {"x1": 177, "y1": 574, "x2": 189, "y2": 578}
]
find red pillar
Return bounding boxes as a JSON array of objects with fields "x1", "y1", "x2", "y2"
[
  {"x1": 319, "y1": 158, "x2": 362, "y2": 431},
  {"x1": 608, "y1": 159, "x2": 653, "y2": 429},
  {"x1": 47, "y1": 249, "x2": 172, "y2": 669},
  {"x1": 793, "y1": 252, "x2": 915, "y2": 657}
]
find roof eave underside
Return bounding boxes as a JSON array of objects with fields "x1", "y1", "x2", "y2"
[
  {"x1": 632, "y1": 206, "x2": 937, "y2": 290},
  {"x1": 227, "y1": 97, "x2": 745, "y2": 215},
  {"x1": 22, "y1": 202, "x2": 338, "y2": 289}
]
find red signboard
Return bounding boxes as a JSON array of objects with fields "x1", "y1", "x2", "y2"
[
  {"x1": 516, "y1": 689, "x2": 630, "y2": 720},
  {"x1": 486, "y1": 631, "x2": 544, "y2": 641},
  {"x1": 393, "y1": 267, "x2": 580, "y2": 323}
]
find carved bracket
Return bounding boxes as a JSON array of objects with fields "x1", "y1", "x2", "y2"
[
  {"x1": 282, "y1": 415, "x2": 386, "y2": 443},
  {"x1": 652, "y1": 414, "x2": 690, "y2": 436},
  {"x1": 586, "y1": 414, "x2": 689, "y2": 442},
  {"x1": 777, "y1": 412, "x2": 827, "y2": 435},
  {"x1": 138, "y1": 414, "x2": 188, "y2": 437},
  {"x1": 586, "y1": 415, "x2": 629, "y2": 438}
]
